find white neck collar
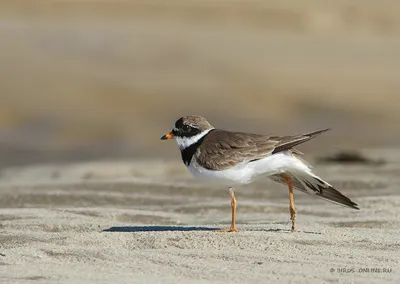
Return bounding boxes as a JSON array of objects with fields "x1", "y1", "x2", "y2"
[{"x1": 174, "y1": 128, "x2": 214, "y2": 150}]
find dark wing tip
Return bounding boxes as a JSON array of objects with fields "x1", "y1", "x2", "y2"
[
  {"x1": 303, "y1": 128, "x2": 331, "y2": 138},
  {"x1": 319, "y1": 186, "x2": 360, "y2": 210},
  {"x1": 272, "y1": 128, "x2": 331, "y2": 155}
]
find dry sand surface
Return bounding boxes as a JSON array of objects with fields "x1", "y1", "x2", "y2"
[{"x1": 0, "y1": 149, "x2": 399, "y2": 283}]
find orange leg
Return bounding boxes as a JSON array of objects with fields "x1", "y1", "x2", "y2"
[
  {"x1": 282, "y1": 174, "x2": 296, "y2": 232},
  {"x1": 218, "y1": 188, "x2": 239, "y2": 232}
]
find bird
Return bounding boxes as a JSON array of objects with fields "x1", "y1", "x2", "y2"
[{"x1": 161, "y1": 115, "x2": 359, "y2": 232}]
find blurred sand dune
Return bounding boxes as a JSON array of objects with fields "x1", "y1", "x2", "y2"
[{"x1": 0, "y1": 1, "x2": 400, "y2": 167}]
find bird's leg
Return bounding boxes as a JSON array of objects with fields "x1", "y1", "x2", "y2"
[
  {"x1": 217, "y1": 187, "x2": 239, "y2": 232},
  {"x1": 281, "y1": 174, "x2": 296, "y2": 232}
]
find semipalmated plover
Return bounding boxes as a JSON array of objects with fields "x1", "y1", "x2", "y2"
[{"x1": 161, "y1": 115, "x2": 359, "y2": 232}]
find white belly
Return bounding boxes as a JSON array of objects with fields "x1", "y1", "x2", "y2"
[{"x1": 187, "y1": 152, "x2": 311, "y2": 184}]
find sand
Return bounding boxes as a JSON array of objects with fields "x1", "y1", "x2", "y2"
[{"x1": 0, "y1": 150, "x2": 399, "y2": 283}]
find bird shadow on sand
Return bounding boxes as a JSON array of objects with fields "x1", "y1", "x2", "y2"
[
  {"x1": 103, "y1": 226, "x2": 218, "y2": 232},
  {"x1": 103, "y1": 226, "x2": 322, "y2": 234}
]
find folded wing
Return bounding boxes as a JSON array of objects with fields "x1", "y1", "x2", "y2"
[{"x1": 196, "y1": 128, "x2": 330, "y2": 171}]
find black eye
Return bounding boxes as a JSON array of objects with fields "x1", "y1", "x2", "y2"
[{"x1": 183, "y1": 125, "x2": 190, "y2": 131}]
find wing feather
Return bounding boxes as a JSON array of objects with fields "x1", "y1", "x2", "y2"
[{"x1": 195, "y1": 129, "x2": 330, "y2": 171}]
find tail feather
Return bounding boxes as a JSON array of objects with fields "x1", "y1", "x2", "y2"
[{"x1": 271, "y1": 171, "x2": 359, "y2": 210}]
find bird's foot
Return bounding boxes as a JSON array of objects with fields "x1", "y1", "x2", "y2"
[{"x1": 217, "y1": 226, "x2": 239, "y2": 232}]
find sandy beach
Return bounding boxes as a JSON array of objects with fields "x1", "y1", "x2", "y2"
[
  {"x1": 1, "y1": 149, "x2": 399, "y2": 283},
  {"x1": 1, "y1": 1, "x2": 400, "y2": 283}
]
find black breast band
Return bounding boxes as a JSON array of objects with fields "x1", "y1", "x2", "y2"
[{"x1": 180, "y1": 130, "x2": 213, "y2": 166}]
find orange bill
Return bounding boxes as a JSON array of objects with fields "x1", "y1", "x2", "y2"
[{"x1": 161, "y1": 132, "x2": 174, "y2": 140}]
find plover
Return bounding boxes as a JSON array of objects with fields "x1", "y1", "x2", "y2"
[{"x1": 161, "y1": 115, "x2": 359, "y2": 232}]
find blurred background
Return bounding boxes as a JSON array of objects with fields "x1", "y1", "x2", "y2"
[{"x1": 1, "y1": 0, "x2": 400, "y2": 168}]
